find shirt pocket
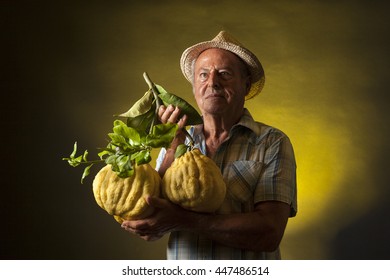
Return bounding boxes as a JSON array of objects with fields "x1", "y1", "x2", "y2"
[{"x1": 224, "y1": 160, "x2": 264, "y2": 204}]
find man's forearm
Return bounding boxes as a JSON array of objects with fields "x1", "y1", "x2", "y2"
[
  {"x1": 157, "y1": 129, "x2": 186, "y2": 177},
  {"x1": 157, "y1": 148, "x2": 176, "y2": 177},
  {"x1": 179, "y1": 202, "x2": 289, "y2": 252}
]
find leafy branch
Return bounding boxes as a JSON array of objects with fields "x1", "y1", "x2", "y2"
[{"x1": 63, "y1": 72, "x2": 202, "y2": 183}]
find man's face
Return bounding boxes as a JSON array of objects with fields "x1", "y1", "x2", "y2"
[{"x1": 193, "y1": 48, "x2": 251, "y2": 117}]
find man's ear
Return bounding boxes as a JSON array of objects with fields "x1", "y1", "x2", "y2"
[{"x1": 245, "y1": 76, "x2": 251, "y2": 94}]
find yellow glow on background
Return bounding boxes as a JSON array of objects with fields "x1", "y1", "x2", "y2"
[
  {"x1": 2, "y1": 0, "x2": 390, "y2": 260},
  {"x1": 246, "y1": 81, "x2": 377, "y2": 258}
]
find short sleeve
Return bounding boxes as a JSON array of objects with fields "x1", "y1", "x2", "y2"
[{"x1": 254, "y1": 135, "x2": 297, "y2": 217}]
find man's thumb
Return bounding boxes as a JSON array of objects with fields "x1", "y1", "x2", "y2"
[{"x1": 144, "y1": 195, "x2": 166, "y2": 208}]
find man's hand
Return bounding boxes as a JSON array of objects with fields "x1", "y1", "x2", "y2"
[
  {"x1": 158, "y1": 104, "x2": 188, "y2": 145},
  {"x1": 121, "y1": 196, "x2": 186, "y2": 241},
  {"x1": 158, "y1": 104, "x2": 187, "y2": 127}
]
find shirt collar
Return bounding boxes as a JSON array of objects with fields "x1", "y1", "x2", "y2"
[
  {"x1": 231, "y1": 108, "x2": 261, "y2": 136},
  {"x1": 191, "y1": 108, "x2": 261, "y2": 140}
]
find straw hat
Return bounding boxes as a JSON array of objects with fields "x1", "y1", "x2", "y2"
[{"x1": 180, "y1": 31, "x2": 265, "y2": 100}]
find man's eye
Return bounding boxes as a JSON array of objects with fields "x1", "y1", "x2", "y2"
[
  {"x1": 219, "y1": 71, "x2": 232, "y2": 78},
  {"x1": 199, "y1": 73, "x2": 208, "y2": 79}
]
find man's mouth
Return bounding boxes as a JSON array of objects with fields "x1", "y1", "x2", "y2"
[{"x1": 206, "y1": 91, "x2": 225, "y2": 99}]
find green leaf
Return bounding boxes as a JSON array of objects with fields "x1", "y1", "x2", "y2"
[
  {"x1": 130, "y1": 150, "x2": 151, "y2": 165},
  {"x1": 146, "y1": 123, "x2": 178, "y2": 148},
  {"x1": 113, "y1": 120, "x2": 131, "y2": 138},
  {"x1": 113, "y1": 119, "x2": 128, "y2": 132},
  {"x1": 108, "y1": 133, "x2": 127, "y2": 145},
  {"x1": 82, "y1": 150, "x2": 88, "y2": 162},
  {"x1": 63, "y1": 142, "x2": 81, "y2": 166},
  {"x1": 67, "y1": 159, "x2": 80, "y2": 167},
  {"x1": 117, "y1": 168, "x2": 134, "y2": 178},
  {"x1": 116, "y1": 155, "x2": 131, "y2": 172},
  {"x1": 75, "y1": 155, "x2": 83, "y2": 163},
  {"x1": 81, "y1": 164, "x2": 93, "y2": 184},
  {"x1": 70, "y1": 142, "x2": 78, "y2": 158},
  {"x1": 128, "y1": 129, "x2": 142, "y2": 146},
  {"x1": 156, "y1": 84, "x2": 203, "y2": 125},
  {"x1": 97, "y1": 149, "x2": 111, "y2": 159},
  {"x1": 113, "y1": 120, "x2": 141, "y2": 146},
  {"x1": 104, "y1": 154, "x2": 117, "y2": 165},
  {"x1": 127, "y1": 103, "x2": 156, "y2": 133},
  {"x1": 175, "y1": 144, "x2": 189, "y2": 158},
  {"x1": 111, "y1": 155, "x2": 133, "y2": 178},
  {"x1": 155, "y1": 84, "x2": 168, "y2": 94},
  {"x1": 117, "y1": 90, "x2": 154, "y2": 118},
  {"x1": 104, "y1": 142, "x2": 117, "y2": 153}
]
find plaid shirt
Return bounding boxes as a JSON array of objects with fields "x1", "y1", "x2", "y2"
[{"x1": 156, "y1": 109, "x2": 297, "y2": 260}]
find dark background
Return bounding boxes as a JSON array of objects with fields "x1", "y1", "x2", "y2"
[{"x1": 2, "y1": 0, "x2": 390, "y2": 259}]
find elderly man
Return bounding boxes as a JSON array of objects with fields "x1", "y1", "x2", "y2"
[{"x1": 122, "y1": 31, "x2": 297, "y2": 260}]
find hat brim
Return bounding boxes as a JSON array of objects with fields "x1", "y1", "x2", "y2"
[{"x1": 180, "y1": 41, "x2": 265, "y2": 100}]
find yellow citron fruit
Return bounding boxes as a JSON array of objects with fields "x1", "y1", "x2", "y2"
[
  {"x1": 162, "y1": 149, "x2": 226, "y2": 212},
  {"x1": 92, "y1": 163, "x2": 161, "y2": 223}
]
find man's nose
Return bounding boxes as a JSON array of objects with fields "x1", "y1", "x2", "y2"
[{"x1": 208, "y1": 71, "x2": 220, "y2": 89}]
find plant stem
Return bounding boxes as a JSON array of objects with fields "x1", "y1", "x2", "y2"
[
  {"x1": 75, "y1": 159, "x2": 104, "y2": 165},
  {"x1": 143, "y1": 72, "x2": 162, "y2": 133},
  {"x1": 143, "y1": 72, "x2": 162, "y2": 109}
]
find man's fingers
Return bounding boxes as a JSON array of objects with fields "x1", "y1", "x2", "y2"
[
  {"x1": 177, "y1": 114, "x2": 188, "y2": 129},
  {"x1": 145, "y1": 195, "x2": 168, "y2": 209},
  {"x1": 159, "y1": 105, "x2": 183, "y2": 124},
  {"x1": 121, "y1": 222, "x2": 164, "y2": 241}
]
